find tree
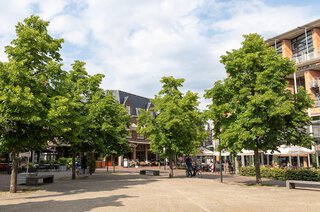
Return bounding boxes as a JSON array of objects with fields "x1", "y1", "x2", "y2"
[
  {"x1": 48, "y1": 60, "x2": 101, "y2": 179},
  {"x1": 205, "y1": 34, "x2": 313, "y2": 184},
  {"x1": 0, "y1": 16, "x2": 64, "y2": 192},
  {"x1": 92, "y1": 91, "x2": 130, "y2": 159},
  {"x1": 138, "y1": 76, "x2": 206, "y2": 178},
  {"x1": 49, "y1": 61, "x2": 130, "y2": 178},
  {"x1": 89, "y1": 91, "x2": 130, "y2": 173}
]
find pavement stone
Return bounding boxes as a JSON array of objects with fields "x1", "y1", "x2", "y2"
[{"x1": 0, "y1": 167, "x2": 320, "y2": 211}]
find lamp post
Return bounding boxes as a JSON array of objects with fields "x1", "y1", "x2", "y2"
[
  {"x1": 218, "y1": 138, "x2": 223, "y2": 183},
  {"x1": 220, "y1": 148, "x2": 223, "y2": 183}
]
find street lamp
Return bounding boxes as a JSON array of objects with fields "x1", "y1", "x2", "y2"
[{"x1": 218, "y1": 139, "x2": 223, "y2": 183}]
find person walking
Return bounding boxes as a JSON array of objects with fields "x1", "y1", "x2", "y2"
[
  {"x1": 185, "y1": 156, "x2": 192, "y2": 177},
  {"x1": 80, "y1": 154, "x2": 87, "y2": 175}
]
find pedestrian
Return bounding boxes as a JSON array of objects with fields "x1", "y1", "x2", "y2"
[
  {"x1": 185, "y1": 156, "x2": 192, "y2": 177},
  {"x1": 211, "y1": 161, "x2": 216, "y2": 174},
  {"x1": 81, "y1": 154, "x2": 87, "y2": 175}
]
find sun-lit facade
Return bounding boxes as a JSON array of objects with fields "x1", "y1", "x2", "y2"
[{"x1": 266, "y1": 19, "x2": 320, "y2": 166}]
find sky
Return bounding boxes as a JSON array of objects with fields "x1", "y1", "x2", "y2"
[{"x1": 0, "y1": 0, "x2": 319, "y2": 110}]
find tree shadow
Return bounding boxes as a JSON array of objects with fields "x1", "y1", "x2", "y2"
[
  {"x1": 171, "y1": 171, "x2": 289, "y2": 188},
  {"x1": 0, "y1": 194, "x2": 135, "y2": 211},
  {"x1": 0, "y1": 169, "x2": 167, "y2": 192},
  {"x1": 20, "y1": 170, "x2": 160, "y2": 199},
  {"x1": 241, "y1": 179, "x2": 286, "y2": 187}
]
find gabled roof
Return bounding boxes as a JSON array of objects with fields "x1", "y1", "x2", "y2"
[{"x1": 108, "y1": 90, "x2": 152, "y2": 116}]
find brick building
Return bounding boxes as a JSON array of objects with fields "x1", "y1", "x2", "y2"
[
  {"x1": 109, "y1": 90, "x2": 156, "y2": 166},
  {"x1": 266, "y1": 19, "x2": 320, "y2": 166}
]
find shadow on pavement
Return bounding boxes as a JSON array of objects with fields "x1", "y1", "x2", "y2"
[
  {"x1": 21, "y1": 170, "x2": 160, "y2": 199},
  {"x1": 0, "y1": 194, "x2": 134, "y2": 211}
]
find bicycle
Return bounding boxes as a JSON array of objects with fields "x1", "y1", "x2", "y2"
[{"x1": 186, "y1": 166, "x2": 193, "y2": 178}]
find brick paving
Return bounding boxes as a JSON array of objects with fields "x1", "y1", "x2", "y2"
[{"x1": 0, "y1": 167, "x2": 320, "y2": 211}]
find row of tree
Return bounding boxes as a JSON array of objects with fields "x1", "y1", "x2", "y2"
[
  {"x1": 0, "y1": 16, "x2": 313, "y2": 192},
  {"x1": 0, "y1": 16, "x2": 130, "y2": 193},
  {"x1": 138, "y1": 34, "x2": 313, "y2": 184}
]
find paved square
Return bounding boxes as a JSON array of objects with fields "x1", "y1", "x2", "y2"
[{"x1": 1, "y1": 168, "x2": 320, "y2": 211}]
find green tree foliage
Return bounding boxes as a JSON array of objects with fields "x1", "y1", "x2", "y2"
[
  {"x1": 205, "y1": 34, "x2": 313, "y2": 183},
  {"x1": 93, "y1": 91, "x2": 130, "y2": 157},
  {"x1": 138, "y1": 76, "x2": 206, "y2": 178},
  {"x1": 0, "y1": 16, "x2": 64, "y2": 193},
  {"x1": 49, "y1": 61, "x2": 130, "y2": 179},
  {"x1": 0, "y1": 16, "x2": 130, "y2": 191}
]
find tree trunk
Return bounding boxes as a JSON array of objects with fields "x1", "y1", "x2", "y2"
[
  {"x1": 169, "y1": 155, "x2": 174, "y2": 178},
  {"x1": 10, "y1": 150, "x2": 19, "y2": 193},
  {"x1": 174, "y1": 155, "x2": 177, "y2": 170},
  {"x1": 36, "y1": 151, "x2": 40, "y2": 164},
  {"x1": 72, "y1": 153, "x2": 76, "y2": 180},
  {"x1": 234, "y1": 155, "x2": 239, "y2": 174},
  {"x1": 254, "y1": 148, "x2": 262, "y2": 184}
]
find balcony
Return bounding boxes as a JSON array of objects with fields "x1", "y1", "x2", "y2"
[{"x1": 292, "y1": 49, "x2": 320, "y2": 67}]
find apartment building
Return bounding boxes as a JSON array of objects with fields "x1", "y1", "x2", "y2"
[
  {"x1": 109, "y1": 90, "x2": 156, "y2": 166},
  {"x1": 266, "y1": 19, "x2": 320, "y2": 165}
]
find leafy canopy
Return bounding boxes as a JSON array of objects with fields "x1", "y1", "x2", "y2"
[
  {"x1": 138, "y1": 76, "x2": 206, "y2": 158},
  {"x1": 205, "y1": 33, "x2": 313, "y2": 153},
  {"x1": 0, "y1": 15, "x2": 64, "y2": 152}
]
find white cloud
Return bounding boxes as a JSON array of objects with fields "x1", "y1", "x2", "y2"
[
  {"x1": 0, "y1": 0, "x2": 319, "y2": 110},
  {"x1": 50, "y1": 14, "x2": 89, "y2": 46},
  {"x1": 0, "y1": 0, "x2": 35, "y2": 61},
  {"x1": 32, "y1": 0, "x2": 68, "y2": 20}
]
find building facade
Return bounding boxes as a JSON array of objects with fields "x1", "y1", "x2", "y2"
[
  {"x1": 266, "y1": 19, "x2": 320, "y2": 166},
  {"x1": 110, "y1": 90, "x2": 156, "y2": 166}
]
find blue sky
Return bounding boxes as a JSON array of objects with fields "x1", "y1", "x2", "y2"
[{"x1": 0, "y1": 0, "x2": 319, "y2": 109}]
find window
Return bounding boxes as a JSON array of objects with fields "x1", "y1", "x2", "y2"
[
  {"x1": 297, "y1": 77, "x2": 305, "y2": 88},
  {"x1": 136, "y1": 108, "x2": 141, "y2": 116},
  {"x1": 276, "y1": 42, "x2": 282, "y2": 55},
  {"x1": 126, "y1": 106, "x2": 131, "y2": 115},
  {"x1": 291, "y1": 31, "x2": 314, "y2": 61}
]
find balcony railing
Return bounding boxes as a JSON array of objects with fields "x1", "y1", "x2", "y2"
[{"x1": 292, "y1": 49, "x2": 320, "y2": 65}]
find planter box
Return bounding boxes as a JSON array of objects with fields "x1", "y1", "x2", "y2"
[{"x1": 17, "y1": 173, "x2": 37, "y2": 185}]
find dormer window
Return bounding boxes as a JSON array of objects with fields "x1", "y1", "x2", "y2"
[
  {"x1": 126, "y1": 106, "x2": 131, "y2": 115},
  {"x1": 136, "y1": 108, "x2": 141, "y2": 116}
]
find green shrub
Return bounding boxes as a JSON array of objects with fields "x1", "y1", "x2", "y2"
[
  {"x1": 57, "y1": 157, "x2": 68, "y2": 165},
  {"x1": 240, "y1": 166, "x2": 320, "y2": 181},
  {"x1": 48, "y1": 160, "x2": 58, "y2": 165},
  {"x1": 66, "y1": 158, "x2": 73, "y2": 168},
  {"x1": 261, "y1": 167, "x2": 286, "y2": 181},
  {"x1": 239, "y1": 166, "x2": 256, "y2": 176},
  {"x1": 286, "y1": 169, "x2": 320, "y2": 181}
]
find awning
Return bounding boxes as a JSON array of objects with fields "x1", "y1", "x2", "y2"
[
  {"x1": 212, "y1": 150, "x2": 230, "y2": 156},
  {"x1": 268, "y1": 145, "x2": 315, "y2": 156},
  {"x1": 237, "y1": 149, "x2": 256, "y2": 156},
  {"x1": 196, "y1": 147, "x2": 214, "y2": 156}
]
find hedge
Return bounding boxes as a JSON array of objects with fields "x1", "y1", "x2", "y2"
[{"x1": 239, "y1": 166, "x2": 320, "y2": 181}]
